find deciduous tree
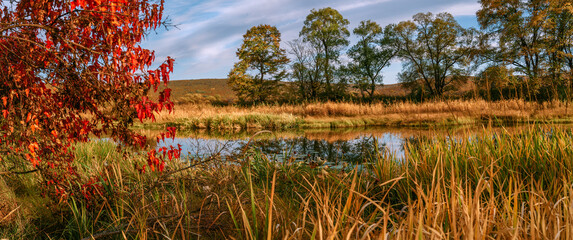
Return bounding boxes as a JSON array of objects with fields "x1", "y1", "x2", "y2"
[
  {"x1": 228, "y1": 24, "x2": 289, "y2": 103},
  {"x1": 544, "y1": 0, "x2": 573, "y2": 98},
  {"x1": 287, "y1": 39, "x2": 323, "y2": 101},
  {"x1": 392, "y1": 12, "x2": 476, "y2": 97},
  {"x1": 300, "y1": 7, "x2": 350, "y2": 99},
  {"x1": 0, "y1": 0, "x2": 178, "y2": 199},
  {"x1": 477, "y1": 0, "x2": 550, "y2": 97},
  {"x1": 347, "y1": 20, "x2": 396, "y2": 99},
  {"x1": 476, "y1": 65, "x2": 516, "y2": 100}
]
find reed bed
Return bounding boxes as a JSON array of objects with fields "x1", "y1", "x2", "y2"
[
  {"x1": 147, "y1": 99, "x2": 573, "y2": 130},
  {"x1": 2, "y1": 125, "x2": 573, "y2": 239}
]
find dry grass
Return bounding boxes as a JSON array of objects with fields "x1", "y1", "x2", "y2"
[
  {"x1": 232, "y1": 126, "x2": 573, "y2": 239},
  {"x1": 145, "y1": 99, "x2": 573, "y2": 130},
  {"x1": 3, "y1": 126, "x2": 573, "y2": 239},
  {"x1": 0, "y1": 181, "x2": 18, "y2": 227},
  {"x1": 258, "y1": 99, "x2": 570, "y2": 118},
  {"x1": 143, "y1": 79, "x2": 572, "y2": 130}
]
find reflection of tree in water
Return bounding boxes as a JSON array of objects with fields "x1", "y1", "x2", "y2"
[{"x1": 239, "y1": 135, "x2": 387, "y2": 164}]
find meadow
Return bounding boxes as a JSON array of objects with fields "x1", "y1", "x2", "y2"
[
  {"x1": 3, "y1": 124, "x2": 573, "y2": 239},
  {"x1": 142, "y1": 99, "x2": 573, "y2": 130},
  {"x1": 5, "y1": 80, "x2": 573, "y2": 239},
  {"x1": 143, "y1": 79, "x2": 573, "y2": 130},
  {"x1": 5, "y1": 0, "x2": 573, "y2": 238}
]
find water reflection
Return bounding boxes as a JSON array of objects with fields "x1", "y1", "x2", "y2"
[
  {"x1": 158, "y1": 133, "x2": 403, "y2": 167},
  {"x1": 245, "y1": 135, "x2": 393, "y2": 164},
  {"x1": 153, "y1": 127, "x2": 462, "y2": 164},
  {"x1": 152, "y1": 124, "x2": 573, "y2": 165}
]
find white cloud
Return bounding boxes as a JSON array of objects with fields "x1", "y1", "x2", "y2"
[{"x1": 444, "y1": 2, "x2": 481, "y2": 16}]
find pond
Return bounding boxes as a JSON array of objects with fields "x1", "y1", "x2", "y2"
[{"x1": 146, "y1": 124, "x2": 539, "y2": 166}]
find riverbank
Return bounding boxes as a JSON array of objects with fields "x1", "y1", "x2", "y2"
[
  {"x1": 138, "y1": 99, "x2": 573, "y2": 130},
  {"x1": 2, "y1": 125, "x2": 573, "y2": 238}
]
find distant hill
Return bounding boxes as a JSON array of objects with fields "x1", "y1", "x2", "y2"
[
  {"x1": 154, "y1": 79, "x2": 236, "y2": 103},
  {"x1": 153, "y1": 78, "x2": 475, "y2": 103},
  {"x1": 375, "y1": 83, "x2": 410, "y2": 97}
]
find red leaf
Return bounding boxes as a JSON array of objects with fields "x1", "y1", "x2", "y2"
[
  {"x1": 0, "y1": 0, "x2": 172, "y2": 199},
  {"x1": 167, "y1": 57, "x2": 174, "y2": 73},
  {"x1": 45, "y1": 40, "x2": 53, "y2": 49}
]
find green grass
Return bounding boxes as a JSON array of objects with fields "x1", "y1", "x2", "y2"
[{"x1": 3, "y1": 125, "x2": 573, "y2": 239}]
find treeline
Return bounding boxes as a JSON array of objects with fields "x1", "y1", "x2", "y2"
[{"x1": 227, "y1": 0, "x2": 573, "y2": 104}]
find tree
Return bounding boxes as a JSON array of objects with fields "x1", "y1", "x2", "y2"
[
  {"x1": 477, "y1": 0, "x2": 573, "y2": 101},
  {"x1": 544, "y1": 0, "x2": 573, "y2": 99},
  {"x1": 287, "y1": 39, "x2": 323, "y2": 101},
  {"x1": 228, "y1": 24, "x2": 289, "y2": 104},
  {"x1": 300, "y1": 7, "x2": 350, "y2": 99},
  {"x1": 392, "y1": 12, "x2": 476, "y2": 97},
  {"x1": 0, "y1": 0, "x2": 178, "y2": 199},
  {"x1": 477, "y1": 0, "x2": 550, "y2": 97},
  {"x1": 347, "y1": 20, "x2": 397, "y2": 99},
  {"x1": 476, "y1": 65, "x2": 516, "y2": 100}
]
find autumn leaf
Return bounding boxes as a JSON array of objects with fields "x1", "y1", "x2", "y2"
[{"x1": 0, "y1": 0, "x2": 179, "y2": 199}]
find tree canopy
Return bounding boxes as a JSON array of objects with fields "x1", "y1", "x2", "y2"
[
  {"x1": 392, "y1": 12, "x2": 476, "y2": 97},
  {"x1": 478, "y1": 0, "x2": 573, "y2": 99},
  {"x1": 0, "y1": 0, "x2": 178, "y2": 198},
  {"x1": 477, "y1": 0, "x2": 547, "y2": 92},
  {"x1": 347, "y1": 20, "x2": 396, "y2": 99},
  {"x1": 300, "y1": 7, "x2": 350, "y2": 99},
  {"x1": 228, "y1": 24, "x2": 289, "y2": 104},
  {"x1": 287, "y1": 39, "x2": 323, "y2": 101},
  {"x1": 231, "y1": 4, "x2": 573, "y2": 102}
]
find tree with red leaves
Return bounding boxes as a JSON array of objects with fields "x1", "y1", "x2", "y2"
[{"x1": 0, "y1": 0, "x2": 179, "y2": 199}]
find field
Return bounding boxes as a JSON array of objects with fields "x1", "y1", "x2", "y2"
[
  {"x1": 140, "y1": 79, "x2": 573, "y2": 131},
  {"x1": 152, "y1": 78, "x2": 478, "y2": 102},
  {"x1": 4, "y1": 79, "x2": 573, "y2": 239},
  {"x1": 140, "y1": 99, "x2": 573, "y2": 131},
  {"x1": 150, "y1": 78, "x2": 236, "y2": 104},
  {"x1": 3, "y1": 125, "x2": 573, "y2": 238},
  {"x1": 151, "y1": 79, "x2": 421, "y2": 103}
]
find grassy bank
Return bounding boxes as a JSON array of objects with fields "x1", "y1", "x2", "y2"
[
  {"x1": 140, "y1": 99, "x2": 573, "y2": 130},
  {"x1": 2, "y1": 125, "x2": 573, "y2": 238}
]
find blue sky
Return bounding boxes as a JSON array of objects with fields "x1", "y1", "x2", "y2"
[{"x1": 141, "y1": 0, "x2": 481, "y2": 84}]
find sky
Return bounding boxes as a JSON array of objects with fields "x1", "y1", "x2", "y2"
[{"x1": 141, "y1": 0, "x2": 482, "y2": 84}]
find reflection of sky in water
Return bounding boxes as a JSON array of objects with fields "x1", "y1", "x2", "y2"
[
  {"x1": 154, "y1": 125, "x2": 573, "y2": 165},
  {"x1": 158, "y1": 138, "x2": 247, "y2": 158},
  {"x1": 157, "y1": 132, "x2": 407, "y2": 163}
]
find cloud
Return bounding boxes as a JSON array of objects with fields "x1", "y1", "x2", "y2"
[
  {"x1": 141, "y1": 0, "x2": 480, "y2": 83},
  {"x1": 443, "y1": 2, "x2": 482, "y2": 16}
]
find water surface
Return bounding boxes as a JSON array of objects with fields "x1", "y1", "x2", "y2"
[{"x1": 150, "y1": 125, "x2": 534, "y2": 165}]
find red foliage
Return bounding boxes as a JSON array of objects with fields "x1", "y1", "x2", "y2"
[{"x1": 0, "y1": 0, "x2": 180, "y2": 200}]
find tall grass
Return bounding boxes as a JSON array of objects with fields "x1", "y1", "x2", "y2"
[
  {"x1": 146, "y1": 99, "x2": 573, "y2": 130},
  {"x1": 2, "y1": 125, "x2": 573, "y2": 239},
  {"x1": 223, "y1": 126, "x2": 573, "y2": 239}
]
